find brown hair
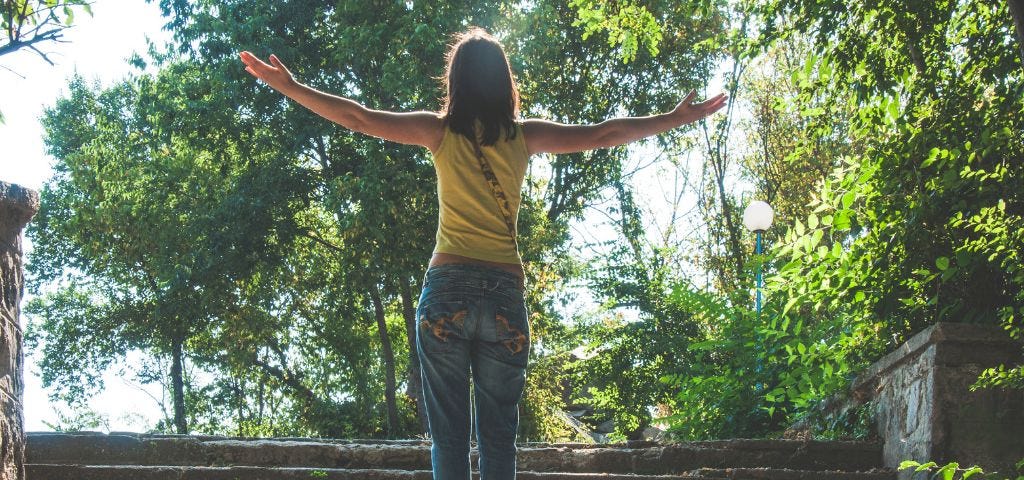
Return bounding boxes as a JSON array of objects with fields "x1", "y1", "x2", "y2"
[{"x1": 440, "y1": 28, "x2": 520, "y2": 146}]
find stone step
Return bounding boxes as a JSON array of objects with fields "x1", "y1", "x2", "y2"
[
  {"x1": 26, "y1": 464, "x2": 896, "y2": 480},
  {"x1": 26, "y1": 432, "x2": 886, "y2": 475},
  {"x1": 685, "y1": 468, "x2": 895, "y2": 479}
]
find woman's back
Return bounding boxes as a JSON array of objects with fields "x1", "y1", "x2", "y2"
[{"x1": 433, "y1": 123, "x2": 529, "y2": 266}]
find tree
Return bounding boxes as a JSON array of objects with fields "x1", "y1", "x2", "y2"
[{"x1": 28, "y1": 64, "x2": 309, "y2": 433}]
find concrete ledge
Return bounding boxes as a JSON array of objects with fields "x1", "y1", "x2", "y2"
[
  {"x1": 850, "y1": 322, "x2": 1024, "y2": 479},
  {"x1": 26, "y1": 432, "x2": 885, "y2": 475},
  {"x1": 852, "y1": 323, "x2": 1020, "y2": 399},
  {"x1": 26, "y1": 464, "x2": 896, "y2": 479}
]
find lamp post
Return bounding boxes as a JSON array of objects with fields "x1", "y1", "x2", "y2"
[{"x1": 743, "y1": 201, "x2": 774, "y2": 318}]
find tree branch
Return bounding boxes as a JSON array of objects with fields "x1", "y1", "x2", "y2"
[
  {"x1": 0, "y1": 26, "x2": 68, "y2": 63},
  {"x1": 1009, "y1": 0, "x2": 1024, "y2": 69}
]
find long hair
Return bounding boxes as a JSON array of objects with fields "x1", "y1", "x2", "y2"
[{"x1": 440, "y1": 28, "x2": 520, "y2": 146}]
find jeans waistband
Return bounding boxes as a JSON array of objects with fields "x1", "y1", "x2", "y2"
[{"x1": 425, "y1": 263, "x2": 525, "y2": 292}]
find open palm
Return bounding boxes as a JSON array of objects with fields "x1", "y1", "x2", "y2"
[
  {"x1": 239, "y1": 51, "x2": 297, "y2": 92},
  {"x1": 672, "y1": 90, "x2": 729, "y2": 125}
]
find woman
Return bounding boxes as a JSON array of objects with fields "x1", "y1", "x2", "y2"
[{"x1": 240, "y1": 27, "x2": 726, "y2": 480}]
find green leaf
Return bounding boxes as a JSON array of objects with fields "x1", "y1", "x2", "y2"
[
  {"x1": 938, "y1": 462, "x2": 958, "y2": 480},
  {"x1": 689, "y1": 340, "x2": 725, "y2": 351},
  {"x1": 936, "y1": 257, "x2": 950, "y2": 271},
  {"x1": 923, "y1": 147, "x2": 941, "y2": 167},
  {"x1": 841, "y1": 191, "x2": 855, "y2": 209},
  {"x1": 898, "y1": 460, "x2": 921, "y2": 471},
  {"x1": 782, "y1": 296, "x2": 799, "y2": 316},
  {"x1": 962, "y1": 466, "x2": 984, "y2": 478}
]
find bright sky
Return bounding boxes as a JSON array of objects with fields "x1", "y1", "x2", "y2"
[{"x1": 1, "y1": 0, "x2": 172, "y2": 432}]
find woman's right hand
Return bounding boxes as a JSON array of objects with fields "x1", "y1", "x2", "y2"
[
  {"x1": 239, "y1": 51, "x2": 298, "y2": 93},
  {"x1": 669, "y1": 90, "x2": 729, "y2": 126}
]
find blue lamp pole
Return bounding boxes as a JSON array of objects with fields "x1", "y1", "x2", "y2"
[
  {"x1": 743, "y1": 201, "x2": 774, "y2": 318},
  {"x1": 756, "y1": 230, "x2": 763, "y2": 315}
]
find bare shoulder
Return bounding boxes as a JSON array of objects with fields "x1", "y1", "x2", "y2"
[
  {"x1": 415, "y1": 111, "x2": 446, "y2": 153},
  {"x1": 371, "y1": 110, "x2": 445, "y2": 153},
  {"x1": 407, "y1": 110, "x2": 444, "y2": 146}
]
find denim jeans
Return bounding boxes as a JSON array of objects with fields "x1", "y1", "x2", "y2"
[{"x1": 416, "y1": 264, "x2": 530, "y2": 480}]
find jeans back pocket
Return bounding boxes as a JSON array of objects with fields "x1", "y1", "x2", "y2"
[
  {"x1": 417, "y1": 298, "x2": 469, "y2": 354},
  {"x1": 493, "y1": 300, "x2": 530, "y2": 367}
]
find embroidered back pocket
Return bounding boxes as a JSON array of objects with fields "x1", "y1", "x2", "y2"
[
  {"x1": 417, "y1": 300, "x2": 469, "y2": 354},
  {"x1": 493, "y1": 300, "x2": 530, "y2": 367}
]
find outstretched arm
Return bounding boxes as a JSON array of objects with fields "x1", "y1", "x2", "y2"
[
  {"x1": 521, "y1": 91, "x2": 727, "y2": 156},
  {"x1": 239, "y1": 51, "x2": 443, "y2": 152}
]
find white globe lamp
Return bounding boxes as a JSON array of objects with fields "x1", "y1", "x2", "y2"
[
  {"x1": 743, "y1": 201, "x2": 774, "y2": 318},
  {"x1": 743, "y1": 200, "x2": 774, "y2": 233}
]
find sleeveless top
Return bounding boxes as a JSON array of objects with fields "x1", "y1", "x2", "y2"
[{"x1": 432, "y1": 123, "x2": 529, "y2": 264}]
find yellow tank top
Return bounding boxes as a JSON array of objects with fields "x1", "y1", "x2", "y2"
[{"x1": 433, "y1": 123, "x2": 529, "y2": 264}]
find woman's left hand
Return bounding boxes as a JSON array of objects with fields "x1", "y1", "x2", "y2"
[{"x1": 239, "y1": 51, "x2": 298, "y2": 94}]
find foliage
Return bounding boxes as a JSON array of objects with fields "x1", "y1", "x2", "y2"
[
  {"x1": 42, "y1": 405, "x2": 109, "y2": 432},
  {"x1": 746, "y1": 0, "x2": 1024, "y2": 429},
  {"x1": 25, "y1": 0, "x2": 731, "y2": 440},
  {"x1": 635, "y1": 0, "x2": 1023, "y2": 439},
  {"x1": 527, "y1": 0, "x2": 731, "y2": 440},
  {"x1": 899, "y1": 459, "x2": 1024, "y2": 480},
  {"x1": 568, "y1": 0, "x2": 663, "y2": 63},
  {"x1": 24, "y1": 0, "x2": 1022, "y2": 443},
  {"x1": 27, "y1": 66, "x2": 313, "y2": 433},
  {"x1": 0, "y1": 0, "x2": 92, "y2": 62}
]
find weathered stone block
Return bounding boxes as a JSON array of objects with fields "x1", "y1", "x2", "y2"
[
  {"x1": 0, "y1": 182, "x2": 39, "y2": 480},
  {"x1": 853, "y1": 323, "x2": 1024, "y2": 479}
]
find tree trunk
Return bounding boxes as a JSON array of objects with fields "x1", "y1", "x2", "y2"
[
  {"x1": 257, "y1": 371, "x2": 265, "y2": 429},
  {"x1": 0, "y1": 182, "x2": 39, "y2": 480},
  {"x1": 716, "y1": 170, "x2": 746, "y2": 287},
  {"x1": 170, "y1": 335, "x2": 188, "y2": 434},
  {"x1": 236, "y1": 377, "x2": 244, "y2": 437},
  {"x1": 400, "y1": 276, "x2": 428, "y2": 433},
  {"x1": 371, "y1": 285, "x2": 400, "y2": 438},
  {"x1": 1010, "y1": 0, "x2": 1024, "y2": 68}
]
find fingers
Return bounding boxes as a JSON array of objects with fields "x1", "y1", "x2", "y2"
[
  {"x1": 698, "y1": 93, "x2": 728, "y2": 112},
  {"x1": 240, "y1": 51, "x2": 289, "y2": 83},
  {"x1": 675, "y1": 91, "x2": 728, "y2": 123},
  {"x1": 683, "y1": 89, "x2": 697, "y2": 104},
  {"x1": 239, "y1": 51, "x2": 275, "y2": 71},
  {"x1": 269, "y1": 54, "x2": 292, "y2": 77},
  {"x1": 239, "y1": 51, "x2": 261, "y2": 67}
]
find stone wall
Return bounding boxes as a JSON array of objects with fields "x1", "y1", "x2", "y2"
[
  {"x1": 0, "y1": 182, "x2": 40, "y2": 480},
  {"x1": 853, "y1": 323, "x2": 1024, "y2": 479}
]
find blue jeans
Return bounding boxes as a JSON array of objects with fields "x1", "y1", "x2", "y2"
[{"x1": 416, "y1": 264, "x2": 530, "y2": 480}]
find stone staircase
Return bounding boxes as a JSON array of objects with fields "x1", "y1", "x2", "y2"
[{"x1": 25, "y1": 431, "x2": 896, "y2": 479}]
